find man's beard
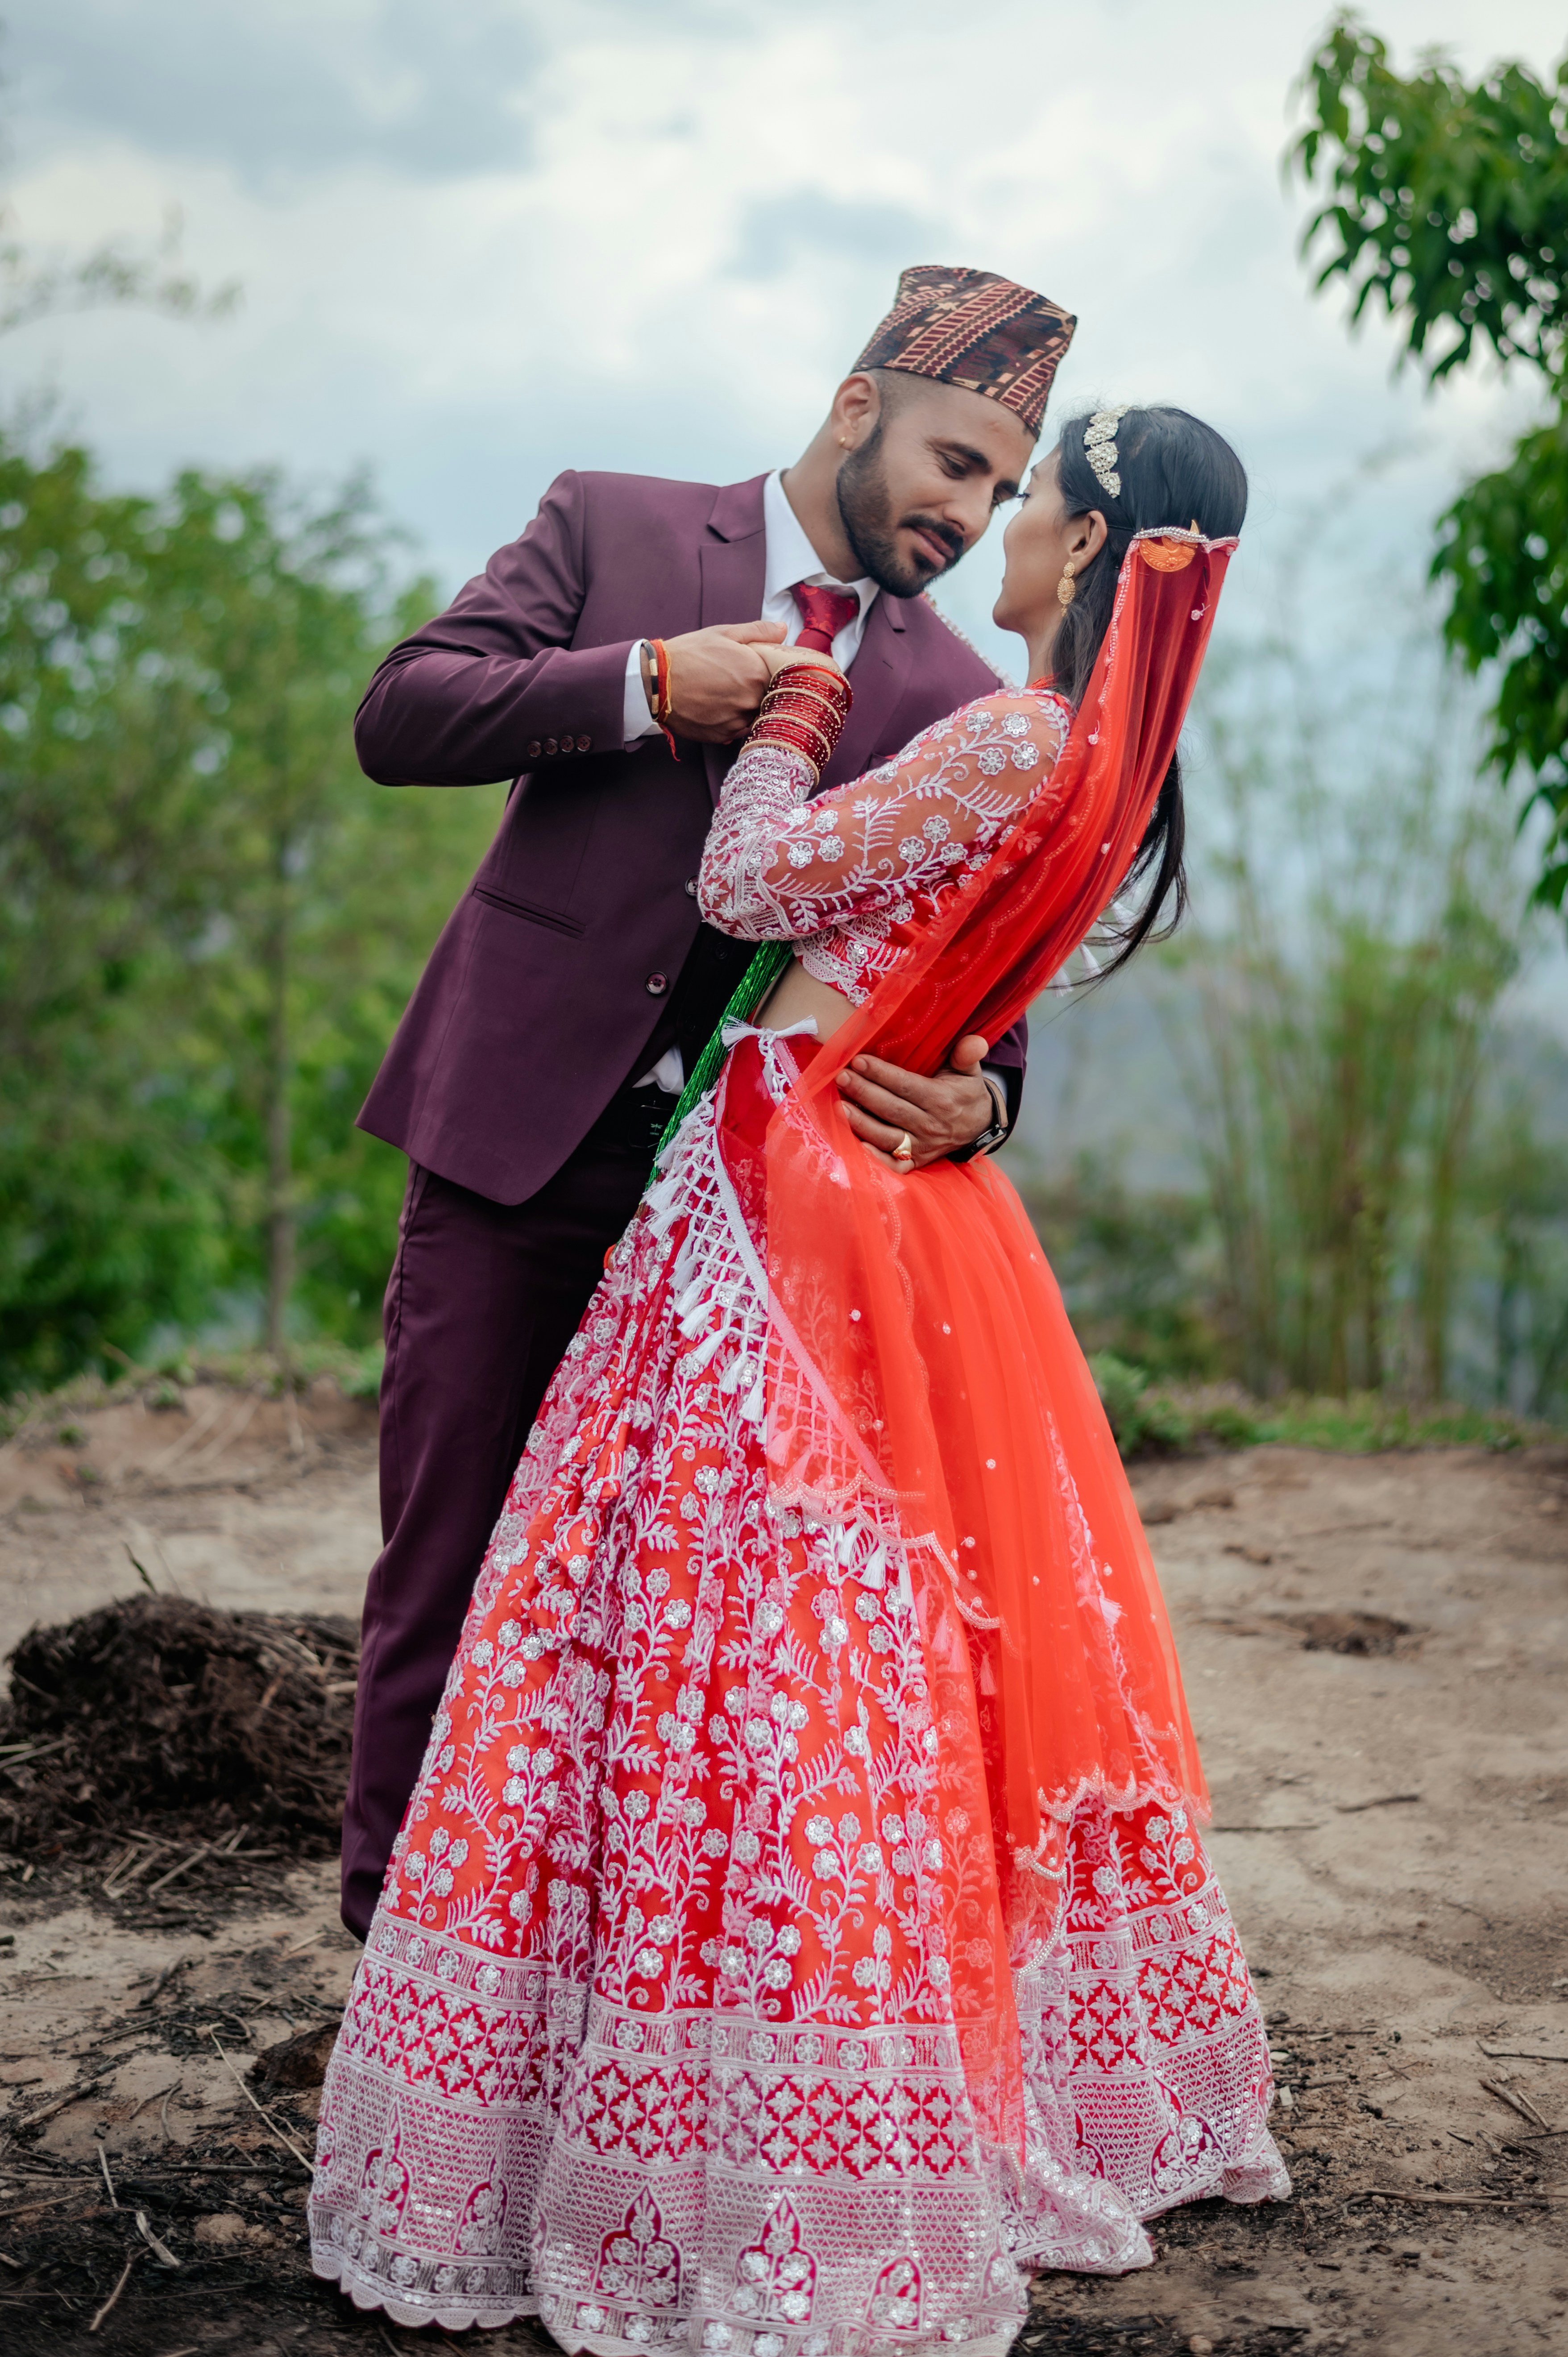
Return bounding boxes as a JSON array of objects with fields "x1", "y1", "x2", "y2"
[{"x1": 835, "y1": 428, "x2": 966, "y2": 598}]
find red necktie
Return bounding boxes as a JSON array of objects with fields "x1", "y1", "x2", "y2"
[{"x1": 791, "y1": 582, "x2": 860, "y2": 655}]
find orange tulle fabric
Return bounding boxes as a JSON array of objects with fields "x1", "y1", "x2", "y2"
[{"x1": 750, "y1": 535, "x2": 1234, "y2": 2140}]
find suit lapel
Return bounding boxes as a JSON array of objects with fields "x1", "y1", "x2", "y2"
[{"x1": 699, "y1": 477, "x2": 768, "y2": 808}]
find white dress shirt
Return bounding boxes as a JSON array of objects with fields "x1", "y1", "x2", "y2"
[
  {"x1": 629, "y1": 473, "x2": 878, "y2": 1093},
  {"x1": 621, "y1": 470, "x2": 878, "y2": 742}
]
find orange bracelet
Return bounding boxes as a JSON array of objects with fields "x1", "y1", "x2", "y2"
[{"x1": 649, "y1": 637, "x2": 678, "y2": 758}]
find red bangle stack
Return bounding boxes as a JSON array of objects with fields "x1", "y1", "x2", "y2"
[{"x1": 749, "y1": 660, "x2": 853, "y2": 780}]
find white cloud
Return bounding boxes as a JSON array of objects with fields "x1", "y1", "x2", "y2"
[{"x1": 2, "y1": 0, "x2": 1562, "y2": 672}]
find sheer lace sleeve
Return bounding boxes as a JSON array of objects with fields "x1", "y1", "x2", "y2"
[{"x1": 698, "y1": 687, "x2": 1072, "y2": 942}]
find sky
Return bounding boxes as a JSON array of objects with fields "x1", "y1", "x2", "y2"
[{"x1": 4, "y1": 0, "x2": 1564, "y2": 680}]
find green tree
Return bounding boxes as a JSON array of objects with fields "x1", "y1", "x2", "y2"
[
  {"x1": 1290, "y1": 14, "x2": 1568, "y2": 915},
  {"x1": 0, "y1": 439, "x2": 234, "y2": 1387},
  {"x1": 0, "y1": 433, "x2": 498, "y2": 1392},
  {"x1": 1178, "y1": 622, "x2": 1524, "y2": 1403},
  {"x1": 0, "y1": 203, "x2": 236, "y2": 340}
]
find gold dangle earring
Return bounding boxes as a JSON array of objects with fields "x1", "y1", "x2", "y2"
[{"x1": 1056, "y1": 558, "x2": 1077, "y2": 610}]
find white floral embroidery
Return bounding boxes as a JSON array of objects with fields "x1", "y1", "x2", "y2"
[
  {"x1": 697, "y1": 688, "x2": 1071, "y2": 1005},
  {"x1": 311, "y1": 1076, "x2": 1286, "y2": 2343}
]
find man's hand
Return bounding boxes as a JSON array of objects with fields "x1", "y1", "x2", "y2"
[
  {"x1": 837, "y1": 1034, "x2": 996, "y2": 1172},
  {"x1": 660, "y1": 620, "x2": 786, "y2": 742}
]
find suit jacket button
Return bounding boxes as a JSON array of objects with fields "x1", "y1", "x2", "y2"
[
  {"x1": 645, "y1": 972, "x2": 668, "y2": 995},
  {"x1": 576, "y1": 734, "x2": 591, "y2": 751},
  {"x1": 527, "y1": 740, "x2": 542, "y2": 758},
  {"x1": 683, "y1": 877, "x2": 697, "y2": 896},
  {"x1": 545, "y1": 736, "x2": 559, "y2": 755}
]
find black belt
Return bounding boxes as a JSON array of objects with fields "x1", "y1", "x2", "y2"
[{"x1": 581, "y1": 1080, "x2": 682, "y2": 1160}]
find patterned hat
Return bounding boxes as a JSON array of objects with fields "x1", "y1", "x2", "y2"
[{"x1": 853, "y1": 264, "x2": 1076, "y2": 436}]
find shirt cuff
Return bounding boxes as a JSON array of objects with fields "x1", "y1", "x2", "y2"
[{"x1": 623, "y1": 641, "x2": 661, "y2": 746}]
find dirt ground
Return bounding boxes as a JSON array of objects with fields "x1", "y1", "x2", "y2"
[{"x1": 0, "y1": 1385, "x2": 1564, "y2": 2355}]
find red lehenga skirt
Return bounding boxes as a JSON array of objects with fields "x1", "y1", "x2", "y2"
[{"x1": 310, "y1": 1033, "x2": 1287, "y2": 2348}]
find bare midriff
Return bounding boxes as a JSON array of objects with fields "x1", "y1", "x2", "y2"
[{"x1": 758, "y1": 954, "x2": 856, "y2": 1043}]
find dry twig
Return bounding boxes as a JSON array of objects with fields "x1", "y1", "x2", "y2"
[
  {"x1": 1372, "y1": 2185, "x2": 1560, "y2": 2208},
  {"x1": 144, "y1": 1843, "x2": 212, "y2": 1897},
  {"x1": 134, "y1": 2208, "x2": 179, "y2": 2267},
  {"x1": 206, "y1": 2033, "x2": 312, "y2": 2171},
  {"x1": 129, "y1": 2078, "x2": 182, "y2": 2123},
  {"x1": 21, "y1": 2072, "x2": 110, "y2": 2126},
  {"x1": 87, "y1": 2254, "x2": 136, "y2": 2333},
  {"x1": 1480, "y1": 2075, "x2": 1551, "y2": 2132}
]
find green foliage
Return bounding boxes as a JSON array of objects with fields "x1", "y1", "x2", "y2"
[
  {"x1": 1090, "y1": 1356, "x2": 1546, "y2": 1460},
  {"x1": 1290, "y1": 14, "x2": 1568, "y2": 914},
  {"x1": 1016, "y1": 1156, "x2": 1222, "y2": 1381},
  {"x1": 1087, "y1": 1353, "x2": 1206, "y2": 1457},
  {"x1": 1292, "y1": 17, "x2": 1568, "y2": 382},
  {"x1": 0, "y1": 429, "x2": 500, "y2": 1394},
  {"x1": 1182, "y1": 626, "x2": 1524, "y2": 1404},
  {"x1": 0, "y1": 195, "x2": 237, "y2": 341},
  {"x1": 1465, "y1": 1089, "x2": 1568, "y2": 1415},
  {"x1": 1433, "y1": 413, "x2": 1568, "y2": 912}
]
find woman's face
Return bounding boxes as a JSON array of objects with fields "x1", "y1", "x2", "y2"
[{"x1": 993, "y1": 447, "x2": 1104, "y2": 651}]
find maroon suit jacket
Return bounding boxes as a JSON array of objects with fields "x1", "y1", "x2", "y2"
[{"x1": 355, "y1": 470, "x2": 1025, "y2": 1204}]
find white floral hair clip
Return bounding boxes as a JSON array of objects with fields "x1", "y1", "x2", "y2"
[{"x1": 1083, "y1": 405, "x2": 1131, "y2": 499}]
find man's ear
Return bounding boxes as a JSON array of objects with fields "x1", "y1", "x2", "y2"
[{"x1": 833, "y1": 372, "x2": 880, "y2": 446}]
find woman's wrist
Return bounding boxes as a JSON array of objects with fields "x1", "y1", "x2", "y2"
[{"x1": 745, "y1": 661, "x2": 853, "y2": 783}]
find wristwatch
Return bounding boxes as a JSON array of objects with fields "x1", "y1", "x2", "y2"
[{"x1": 949, "y1": 1075, "x2": 1010, "y2": 1162}]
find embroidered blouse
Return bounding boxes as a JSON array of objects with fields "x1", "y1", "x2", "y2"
[{"x1": 697, "y1": 685, "x2": 1073, "y2": 1003}]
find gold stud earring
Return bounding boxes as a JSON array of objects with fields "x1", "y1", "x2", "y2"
[{"x1": 1056, "y1": 558, "x2": 1077, "y2": 610}]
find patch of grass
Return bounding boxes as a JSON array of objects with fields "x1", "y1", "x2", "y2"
[
  {"x1": 1259, "y1": 1391, "x2": 1547, "y2": 1454},
  {"x1": 0, "y1": 1336, "x2": 384, "y2": 1439},
  {"x1": 1090, "y1": 1354, "x2": 1551, "y2": 1460}
]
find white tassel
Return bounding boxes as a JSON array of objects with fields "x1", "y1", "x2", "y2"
[
  {"x1": 684, "y1": 1324, "x2": 727, "y2": 1377},
  {"x1": 740, "y1": 1372, "x2": 767, "y2": 1425}
]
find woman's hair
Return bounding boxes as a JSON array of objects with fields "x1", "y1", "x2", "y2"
[{"x1": 1049, "y1": 404, "x2": 1248, "y2": 975}]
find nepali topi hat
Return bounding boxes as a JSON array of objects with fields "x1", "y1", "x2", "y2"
[{"x1": 854, "y1": 263, "x2": 1076, "y2": 436}]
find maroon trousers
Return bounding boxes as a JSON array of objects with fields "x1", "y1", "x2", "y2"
[{"x1": 340, "y1": 1112, "x2": 660, "y2": 1936}]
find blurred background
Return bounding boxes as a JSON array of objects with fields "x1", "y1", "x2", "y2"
[{"x1": 2, "y1": 0, "x2": 1565, "y2": 1435}]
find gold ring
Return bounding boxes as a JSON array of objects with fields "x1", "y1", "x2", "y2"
[{"x1": 892, "y1": 1132, "x2": 915, "y2": 1163}]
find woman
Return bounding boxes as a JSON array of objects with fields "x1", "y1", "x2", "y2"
[{"x1": 311, "y1": 404, "x2": 1288, "y2": 2348}]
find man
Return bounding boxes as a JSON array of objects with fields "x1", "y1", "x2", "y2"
[{"x1": 342, "y1": 264, "x2": 1077, "y2": 1935}]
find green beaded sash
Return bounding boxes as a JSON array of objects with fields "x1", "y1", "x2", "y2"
[{"x1": 653, "y1": 940, "x2": 794, "y2": 1168}]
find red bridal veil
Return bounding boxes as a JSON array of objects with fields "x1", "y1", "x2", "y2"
[{"x1": 750, "y1": 531, "x2": 1236, "y2": 2145}]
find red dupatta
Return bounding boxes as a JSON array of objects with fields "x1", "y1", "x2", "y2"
[{"x1": 746, "y1": 532, "x2": 1235, "y2": 2150}]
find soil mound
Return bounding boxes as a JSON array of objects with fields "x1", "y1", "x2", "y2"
[{"x1": 0, "y1": 1593, "x2": 357, "y2": 1859}]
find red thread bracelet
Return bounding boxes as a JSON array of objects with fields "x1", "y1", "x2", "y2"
[{"x1": 650, "y1": 638, "x2": 678, "y2": 759}]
